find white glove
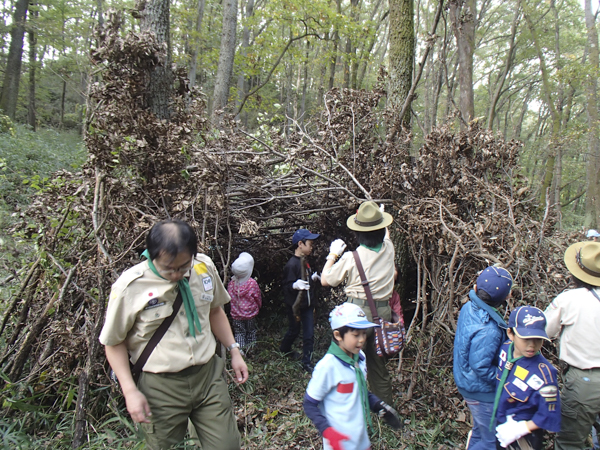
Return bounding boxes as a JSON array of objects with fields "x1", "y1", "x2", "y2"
[
  {"x1": 495, "y1": 415, "x2": 530, "y2": 448},
  {"x1": 292, "y1": 279, "x2": 310, "y2": 290},
  {"x1": 311, "y1": 272, "x2": 321, "y2": 282},
  {"x1": 329, "y1": 239, "x2": 347, "y2": 257},
  {"x1": 380, "y1": 203, "x2": 385, "y2": 212}
]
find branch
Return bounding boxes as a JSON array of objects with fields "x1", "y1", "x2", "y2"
[{"x1": 235, "y1": 30, "x2": 322, "y2": 115}]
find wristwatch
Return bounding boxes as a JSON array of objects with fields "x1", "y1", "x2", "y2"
[{"x1": 226, "y1": 342, "x2": 240, "y2": 352}]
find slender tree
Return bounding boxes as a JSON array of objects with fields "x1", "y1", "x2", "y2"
[
  {"x1": 584, "y1": 0, "x2": 600, "y2": 228},
  {"x1": 141, "y1": 0, "x2": 172, "y2": 120},
  {"x1": 0, "y1": 0, "x2": 29, "y2": 119},
  {"x1": 212, "y1": 0, "x2": 238, "y2": 122},
  {"x1": 449, "y1": 0, "x2": 476, "y2": 127},
  {"x1": 388, "y1": 0, "x2": 414, "y2": 127}
]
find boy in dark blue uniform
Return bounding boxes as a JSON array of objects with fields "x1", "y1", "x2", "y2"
[{"x1": 493, "y1": 306, "x2": 561, "y2": 449}]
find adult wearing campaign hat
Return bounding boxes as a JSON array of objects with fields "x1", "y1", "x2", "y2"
[
  {"x1": 545, "y1": 241, "x2": 600, "y2": 449},
  {"x1": 280, "y1": 228, "x2": 321, "y2": 373},
  {"x1": 321, "y1": 201, "x2": 396, "y2": 406}
]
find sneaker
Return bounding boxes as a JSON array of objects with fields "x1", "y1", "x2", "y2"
[
  {"x1": 282, "y1": 350, "x2": 301, "y2": 361},
  {"x1": 302, "y1": 362, "x2": 315, "y2": 373}
]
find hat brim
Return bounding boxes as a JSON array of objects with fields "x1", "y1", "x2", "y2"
[
  {"x1": 564, "y1": 241, "x2": 600, "y2": 286},
  {"x1": 347, "y1": 211, "x2": 393, "y2": 232},
  {"x1": 343, "y1": 320, "x2": 380, "y2": 329},
  {"x1": 513, "y1": 327, "x2": 550, "y2": 342}
]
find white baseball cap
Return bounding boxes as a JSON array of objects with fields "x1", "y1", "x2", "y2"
[
  {"x1": 586, "y1": 229, "x2": 600, "y2": 238},
  {"x1": 329, "y1": 302, "x2": 379, "y2": 330}
]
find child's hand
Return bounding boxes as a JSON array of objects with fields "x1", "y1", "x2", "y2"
[
  {"x1": 495, "y1": 415, "x2": 530, "y2": 447},
  {"x1": 323, "y1": 427, "x2": 350, "y2": 450},
  {"x1": 374, "y1": 400, "x2": 402, "y2": 429}
]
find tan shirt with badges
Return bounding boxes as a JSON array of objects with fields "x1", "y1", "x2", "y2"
[
  {"x1": 545, "y1": 287, "x2": 600, "y2": 370},
  {"x1": 99, "y1": 253, "x2": 230, "y2": 373},
  {"x1": 324, "y1": 238, "x2": 395, "y2": 301}
]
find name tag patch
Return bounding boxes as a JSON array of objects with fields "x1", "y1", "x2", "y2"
[
  {"x1": 512, "y1": 378, "x2": 528, "y2": 392},
  {"x1": 200, "y1": 293, "x2": 213, "y2": 302},
  {"x1": 202, "y1": 276, "x2": 213, "y2": 291},
  {"x1": 144, "y1": 301, "x2": 165, "y2": 310}
]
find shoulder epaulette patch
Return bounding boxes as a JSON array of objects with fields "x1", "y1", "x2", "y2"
[
  {"x1": 538, "y1": 363, "x2": 555, "y2": 383},
  {"x1": 539, "y1": 385, "x2": 558, "y2": 398}
]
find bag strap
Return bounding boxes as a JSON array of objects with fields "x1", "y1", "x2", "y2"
[
  {"x1": 131, "y1": 290, "x2": 183, "y2": 381},
  {"x1": 352, "y1": 251, "x2": 379, "y2": 320},
  {"x1": 589, "y1": 288, "x2": 600, "y2": 303}
]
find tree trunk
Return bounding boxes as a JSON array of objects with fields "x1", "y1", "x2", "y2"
[
  {"x1": 524, "y1": 9, "x2": 561, "y2": 207},
  {"x1": 388, "y1": 0, "x2": 414, "y2": 127},
  {"x1": 487, "y1": 0, "x2": 519, "y2": 129},
  {"x1": 300, "y1": 40, "x2": 309, "y2": 130},
  {"x1": 235, "y1": 0, "x2": 253, "y2": 125},
  {"x1": 27, "y1": 10, "x2": 37, "y2": 131},
  {"x1": 328, "y1": 0, "x2": 342, "y2": 91},
  {"x1": 211, "y1": 0, "x2": 238, "y2": 123},
  {"x1": 584, "y1": 0, "x2": 600, "y2": 228},
  {"x1": 140, "y1": 0, "x2": 172, "y2": 120},
  {"x1": 449, "y1": 0, "x2": 476, "y2": 127},
  {"x1": 0, "y1": 0, "x2": 29, "y2": 120},
  {"x1": 188, "y1": 0, "x2": 206, "y2": 89}
]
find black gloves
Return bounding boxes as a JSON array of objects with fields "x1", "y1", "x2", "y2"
[{"x1": 373, "y1": 400, "x2": 402, "y2": 429}]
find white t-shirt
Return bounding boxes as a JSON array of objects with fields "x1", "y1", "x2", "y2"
[{"x1": 306, "y1": 353, "x2": 371, "y2": 450}]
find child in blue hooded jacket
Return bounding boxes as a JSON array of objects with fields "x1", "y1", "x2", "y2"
[{"x1": 453, "y1": 266, "x2": 513, "y2": 449}]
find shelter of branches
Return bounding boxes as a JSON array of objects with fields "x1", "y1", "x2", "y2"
[{"x1": 0, "y1": 14, "x2": 577, "y2": 446}]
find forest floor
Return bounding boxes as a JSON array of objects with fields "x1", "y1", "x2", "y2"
[{"x1": 228, "y1": 300, "x2": 469, "y2": 450}]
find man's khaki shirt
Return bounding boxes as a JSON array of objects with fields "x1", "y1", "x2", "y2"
[
  {"x1": 545, "y1": 287, "x2": 600, "y2": 370},
  {"x1": 325, "y1": 238, "x2": 395, "y2": 301},
  {"x1": 99, "y1": 254, "x2": 230, "y2": 373}
]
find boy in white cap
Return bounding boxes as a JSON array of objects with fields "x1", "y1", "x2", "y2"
[
  {"x1": 493, "y1": 306, "x2": 561, "y2": 449},
  {"x1": 303, "y1": 302, "x2": 401, "y2": 450}
]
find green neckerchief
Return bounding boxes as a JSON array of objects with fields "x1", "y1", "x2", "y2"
[
  {"x1": 359, "y1": 243, "x2": 383, "y2": 252},
  {"x1": 490, "y1": 342, "x2": 522, "y2": 430},
  {"x1": 326, "y1": 340, "x2": 372, "y2": 431},
  {"x1": 142, "y1": 250, "x2": 202, "y2": 339}
]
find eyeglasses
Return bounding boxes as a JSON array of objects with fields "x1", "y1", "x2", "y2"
[{"x1": 155, "y1": 261, "x2": 193, "y2": 275}]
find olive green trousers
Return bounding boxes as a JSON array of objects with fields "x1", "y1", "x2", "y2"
[
  {"x1": 137, "y1": 354, "x2": 241, "y2": 450},
  {"x1": 555, "y1": 366, "x2": 600, "y2": 450},
  {"x1": 348, "y1": 298, "x2": 394, "y2": 406}
]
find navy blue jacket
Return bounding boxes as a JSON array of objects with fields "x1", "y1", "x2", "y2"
[{"x1": 453, "y1": 290, "x2": 507, "y2": 402}]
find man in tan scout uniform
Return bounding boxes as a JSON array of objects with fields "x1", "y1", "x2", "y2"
[
  {"x1": 321, "y1": 201, "x2": 395, "y2": 406},
  {"x1": 545, "y1": 241, "x2": 600, "y2": 450},
  {"x1": 100, "y1": 220, "x2": 247, "y2": 450}
]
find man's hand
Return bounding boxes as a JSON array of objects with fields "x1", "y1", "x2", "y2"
[
  {"x1": 323, "y1": 427, "x2": 350, "y2": 450},
  {"x1": 311, "y1": 272, "x2": 321, "y2": 282},
  {"x1": 123, "y1": 387, "x2": 152, "y2": 423},
  {"x1": 496, "y1": 415, "x2": 530, "y2": 448},
  {"x1": 230, "y1": 349, "x2": 249, "y2": 383},
  {"x1": 292, "y1": 279, "x2": 310, "y2": 290},
  {"x1": 373, "y1": 400, "x2": 402, "y2": 429},
  {"x1": 329, "y1": 239, "x2": 347, "y2": 258}
]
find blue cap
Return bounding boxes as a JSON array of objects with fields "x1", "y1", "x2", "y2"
[
  {"x1": 508, "y1": 306, "x2": 550, "y2": 340},
  {"x1": 292, "y1": 229, "x2": 320, "y2": 245},
  {"x1": 476, "y1": 266, "x2": 513, "y2": 304}
]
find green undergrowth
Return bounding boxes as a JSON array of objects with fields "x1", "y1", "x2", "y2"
[
  {"x1": 0, "y1": 306, "x2": 467, "y2": 449},
  {"x1": 0, "y1": 123, "x2": 86, "y2": 284}
]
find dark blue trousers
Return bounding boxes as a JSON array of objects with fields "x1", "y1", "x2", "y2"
[{"x1": 279, "y1": 305, "x2": 314, "y2": 365}]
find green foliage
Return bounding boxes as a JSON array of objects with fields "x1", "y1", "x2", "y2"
[{"x1": 0, "y1": 124, "x2": 85, "y2": 207}]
